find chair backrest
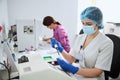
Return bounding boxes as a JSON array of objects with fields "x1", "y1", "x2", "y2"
[{"x1": 104, "y1": 34, "x2": 120, "y2": 80}]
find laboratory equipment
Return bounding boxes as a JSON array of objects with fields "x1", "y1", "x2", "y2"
[
  {"x1": 17, "y1": 52, "x2": 77, "y2": 80},
  {"x1": 18, "y1": 55, "x2": 29, "y2": 63},
  {"x1": 0, "y1": 24, "x2": 8, "y2": 70},
  {"x1": 2, "y1": 41, "x2": 19, "y2": 79},
  {"x1": 16, "y1": 19, "x2": 37, "y2": 52},
  {"x1": 16, "y1": 19, "x2": 53, "y2": 52},
  {"x1": 3, "y1": 41, "x2": 17, "y2": 71},
  {"x1": 104, "y1": 22, "x2": 120, "y2": 37}
]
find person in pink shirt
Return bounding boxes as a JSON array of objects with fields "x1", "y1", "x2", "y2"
[{"x1": 42, "y1": 16, "x2": 70, "y2": 53}]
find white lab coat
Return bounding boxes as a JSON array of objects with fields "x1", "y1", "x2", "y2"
[{"x1": 70, "y1": 32, "x2": 113, "y2": 80}]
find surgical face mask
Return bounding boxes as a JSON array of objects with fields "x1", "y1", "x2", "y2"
[{"x1": 83, "y1": 25, "x2": 96, "y2": 35}]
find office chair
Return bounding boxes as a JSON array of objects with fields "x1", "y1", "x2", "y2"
[{"x1": 104, "y1": 34, "x2": 120, "y2": 80}]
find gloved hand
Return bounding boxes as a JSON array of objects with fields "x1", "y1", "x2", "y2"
[
  {"x1": 57, "y1": 58, "x2": 79, "y2": 74},
  {"x1": 51, "y1": 38, "x2": 64, "y2": 53}
]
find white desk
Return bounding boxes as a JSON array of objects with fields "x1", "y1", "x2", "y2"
[
  {"x1": 0, "y1": 40, "x2": 98, "y2": 80},
  {"x1": 16, "y1": 52, "x2": 75, "y2": 80},
  {"x1": 15, "y1": 48, "x2": 97, "y2": 80}
]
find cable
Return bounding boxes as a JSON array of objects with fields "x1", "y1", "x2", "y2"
[{"x1": 0, "y1": 62, "x2": 11, "y2": 80}]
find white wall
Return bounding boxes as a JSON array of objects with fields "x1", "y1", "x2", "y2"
[
  {"x1": 8, "y1": 0, "x2": 120, "y2": 46},
  {"x1": 7, "y1": 0, "x2": 78, "y2": 46},
  {"x1": 78, "y1": 0, "x2": 120, "y2": 32},
  {"x1": 0, "y1": 0, "x2": 9, "y2": 31},
  {"x1": 95, "y1": 0, "x2": 120, "y2": 23}
]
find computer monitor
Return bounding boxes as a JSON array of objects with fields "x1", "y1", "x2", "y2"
[{"x1": 3, "y1": 41, "x2": 18, "y2": 73}]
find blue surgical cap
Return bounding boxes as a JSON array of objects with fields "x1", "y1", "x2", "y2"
[{"x1": 81, "y1": 6, "x2": 103, "y2": 29}]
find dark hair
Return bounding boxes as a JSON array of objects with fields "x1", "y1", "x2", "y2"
[{"x1": 43, "y1": 16, "x2": 61, "y2": 26}]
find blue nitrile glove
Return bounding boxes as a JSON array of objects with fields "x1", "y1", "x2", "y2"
[
  {"x1": 51, "y1": 38, "x2": 64, "y2": 53},
  {"x1": 57, "y1": 58, "x2": 79, "y2": 74}
]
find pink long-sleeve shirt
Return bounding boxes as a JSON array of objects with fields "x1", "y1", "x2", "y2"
[{"x1": 53, "y1": 25, "x2": 70, "y2": 53}]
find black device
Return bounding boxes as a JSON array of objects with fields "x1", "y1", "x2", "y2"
[{"x1": 18, "y1": 55, "x2": 29, "y2": 63}]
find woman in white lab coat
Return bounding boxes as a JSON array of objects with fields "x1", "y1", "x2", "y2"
[{"x1": 51, "y1": 6, "x2": 113, "y2": 80}]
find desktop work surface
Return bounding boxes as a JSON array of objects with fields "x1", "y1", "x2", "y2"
[{"x1": 15, "y1": 50, "x2": 97, "y2": 80}]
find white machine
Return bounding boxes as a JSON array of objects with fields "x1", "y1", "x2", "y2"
[
  {"x1": 104, "y1": 22, "x2": 120, "y2": 37},
  {"x1": 0, "y1": 24, "x2": 9, "y2": 70},
  {"x1": 0, "y1": 41, "x2": 19, "y2": 80},
  {"x1": 16, "y1": 19, "x2": 37, "y2": 52},
  {"x1": 16, "y1": 19, "x2": 53, "y2": 52},
  {"x1": 17, "y1": 52, "x2": 76, "y2": 80},
  {"x1": 3, "y1": 41, "x2": 18, "y2": 73}
]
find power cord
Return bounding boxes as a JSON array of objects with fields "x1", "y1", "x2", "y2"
[{"x1": 0, "y1": 62, "x2": 11, "y2": 80}]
